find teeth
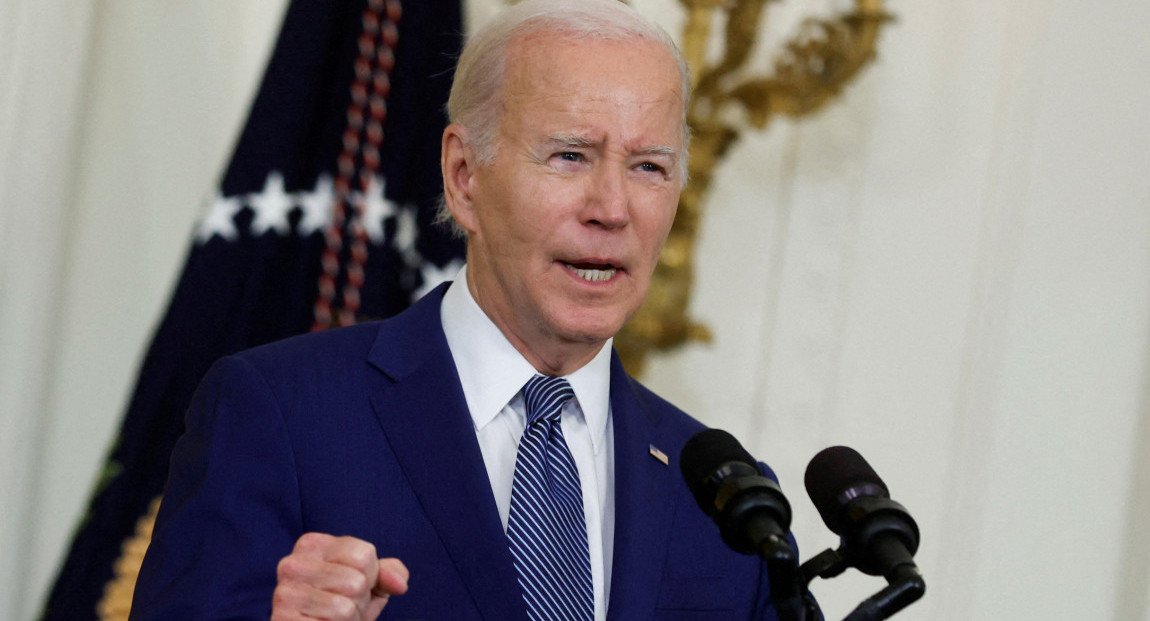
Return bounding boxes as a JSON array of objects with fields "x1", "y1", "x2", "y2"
[{"x1": 569, "y1": 265, "x2": 617, "y2": 282}]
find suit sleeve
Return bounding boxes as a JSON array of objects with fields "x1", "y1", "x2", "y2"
[{"x1": 129, "y1": 356, "x2": 303, "y2": 620}]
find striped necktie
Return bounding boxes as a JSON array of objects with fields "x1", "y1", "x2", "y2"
[{"x1": 506, "y1": 375, "x2": 594, "y2": 621}]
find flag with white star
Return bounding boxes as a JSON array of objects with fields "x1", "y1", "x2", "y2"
[{"x1": 41, "y1": 1, "x2": 463, "y2": 618}]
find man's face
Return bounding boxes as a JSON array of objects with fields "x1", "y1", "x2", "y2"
[{"x1": 450, "y1": 35, "x2": 684, "y2": 371}]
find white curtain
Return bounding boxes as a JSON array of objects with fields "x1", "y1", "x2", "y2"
[
  {"x1": 0, "y1": 2, "x2": 287, "y2": 618},
  {"x1": 1, "y1": 1, "x2": 98, "y2": 617},
  {"x1": 2, "y1": 0, "x2": 1148, "y2": 619}
]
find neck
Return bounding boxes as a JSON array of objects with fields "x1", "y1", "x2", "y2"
[
  {"x1": 513, "y1": 336, "x2": 605, "y2": 377},
  {"x1": 465, "y1": 273, "x2": 606, "y2": 377}
]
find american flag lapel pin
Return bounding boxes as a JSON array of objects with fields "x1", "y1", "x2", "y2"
[{"x1": 649, "y1": 444, "x2": 669, "y2": 466}]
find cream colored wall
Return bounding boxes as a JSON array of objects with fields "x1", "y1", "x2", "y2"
[
  {"x1": 632, "y1": 1, "x2": 1150, "y2": 619},
  {"x1": 2, "y1": 0, "x2": 1148, "y2": 619}
]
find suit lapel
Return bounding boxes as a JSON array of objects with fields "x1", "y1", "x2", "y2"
[
  {"x1": 366, "y1": 285, "x2": 529, "y2": 621},
  {"x1": 363, "y1": 287, "x2": 686, "y2": 620},
  {"x1": 606, "y1": 353, "x2": 682, "y2": 621}
]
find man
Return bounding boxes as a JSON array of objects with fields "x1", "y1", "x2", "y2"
[{"x1": 131, "y1": 1, "x2": 800, "y2": 619}]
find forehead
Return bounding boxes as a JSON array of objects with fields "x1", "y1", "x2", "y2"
[{"x1": 499, "y1": 34, "x2": 684, "y2": 146}]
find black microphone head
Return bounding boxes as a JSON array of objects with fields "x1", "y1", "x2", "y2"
[
  {"x1": 804, "y1": 445, "x2": 889, "y2": 534},
  {"x1": 680, "y1": 429, "x2": 758, "y2": 510},
  {"x1": 680, "y1": 429, "x2": 794, "y2": 559}
]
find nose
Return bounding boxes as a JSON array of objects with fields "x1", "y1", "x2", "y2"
[{"x1": 582, "y1": 163, "x2": 630, "y2": 230}]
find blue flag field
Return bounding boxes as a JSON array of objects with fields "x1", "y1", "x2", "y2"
[{"x1": 41, "y1": 1, "x2": 464, "y2": 617}]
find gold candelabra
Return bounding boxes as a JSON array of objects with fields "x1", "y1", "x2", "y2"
[{"x1": 616, "y1": 0, "x2": 892, "y2": 374}]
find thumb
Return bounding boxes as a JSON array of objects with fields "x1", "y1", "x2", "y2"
[
  {"x1": 366, "y1": 558, "x2": 408, "y2": 620},
  {"x1": 371, "y1": 557, "x2": 409, "y2": 598}
]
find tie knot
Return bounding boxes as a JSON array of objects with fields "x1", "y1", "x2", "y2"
[{"x1": 522, "y1": 375, "x2": 574, "y2": 426}]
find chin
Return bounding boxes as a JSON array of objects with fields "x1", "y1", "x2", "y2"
[{"x1": 555, "y1": 309, "x2": 630, "y2": 344}]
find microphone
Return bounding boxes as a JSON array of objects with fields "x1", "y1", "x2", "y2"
[
  {"x1": 680, "y1": 429, "x2": 795, "y2": 565},
  {"x1": 803, "y1": 446, "x2": 920, "y2": 581}
]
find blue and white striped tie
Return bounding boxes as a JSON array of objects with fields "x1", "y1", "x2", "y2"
[{"x1": 507, "y1": 375, "x2": 594, "y2": 621}]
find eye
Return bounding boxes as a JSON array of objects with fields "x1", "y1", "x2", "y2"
[
  {"x1": 637, "y1": 161, "x2": 667, "y2": 174},
  {"x1": 555, "y1": 151, "x2": 584, "y2": 163}
]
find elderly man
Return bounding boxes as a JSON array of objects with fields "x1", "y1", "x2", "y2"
[{"x1": 130, "y1": 1, "x2": 800, "y2": 620}]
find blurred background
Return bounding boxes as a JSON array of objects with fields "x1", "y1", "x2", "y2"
[{"x1": 2, "y1": 0, "x2": 1148, "y2": 619}]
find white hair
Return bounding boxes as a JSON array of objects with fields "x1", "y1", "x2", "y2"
[{"x1": 448, "y1": 0, "x2": 690, "y2": 164}]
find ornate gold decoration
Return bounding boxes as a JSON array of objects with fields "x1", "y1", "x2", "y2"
[
  {"x1": 616, "y1": 0, "x2": 892, "y2": 374},
  {"x1": 97, "y1": 496, "x2": 162, "y2": 621}
]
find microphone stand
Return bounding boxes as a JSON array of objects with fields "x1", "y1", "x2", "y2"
[
  {"x1": 768, "y1": 567, "x2": 822, "y2": 621},
  {"x1": 798, "y1": 546, "x2": 925, "y2": 621},
  {"x1": 742, "y1": 518, "x2": 819, "y2": 621}
]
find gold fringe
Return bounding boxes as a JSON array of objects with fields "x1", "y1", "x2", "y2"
[{"x1": 97, "y1": 496, "x2": 162, "y2": 621}]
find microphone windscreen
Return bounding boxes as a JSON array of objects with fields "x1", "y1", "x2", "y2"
[
  {"x1": 804, "y1": 446, "x2": 889, "y2": 533},
  {"x1": 680, "y1": 429, "x2": 757, "y2": 507}
]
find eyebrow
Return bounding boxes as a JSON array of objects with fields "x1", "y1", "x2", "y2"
[
  {"x1": 635, "y1": 145, "x2": 678, "y2": 160},
  {"x1": 543, "y1": 134, "x2": 679, "y2": 161},
  {"x1": 543, "y1": 134, "x2": 596, "y2": 149}
]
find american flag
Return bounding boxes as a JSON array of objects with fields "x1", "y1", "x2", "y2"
[{"x1": 41, "y1": 1, "x2": 463, "y2": 618}]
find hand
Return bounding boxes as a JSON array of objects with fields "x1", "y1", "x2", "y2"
[{"x1": 272, "y1": 532, "x2": 409, "y2": 621}]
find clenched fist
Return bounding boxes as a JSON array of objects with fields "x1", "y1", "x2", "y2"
[{"x1": 271, "y1": 533, "x2": 409, "y2": 621}]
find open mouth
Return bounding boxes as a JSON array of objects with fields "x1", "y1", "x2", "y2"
[{"x1": 563, "y1": 262, "x2": 618, "y2": 282}]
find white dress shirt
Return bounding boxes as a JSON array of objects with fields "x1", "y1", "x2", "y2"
[{"x1": 440, "y1": 266, "x2": 615, "y2": 621}]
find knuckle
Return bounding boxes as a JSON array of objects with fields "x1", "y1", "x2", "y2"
[
  {"x1": 276, "y1": 554, "x2": 306, "y2": 580},
  {"x1": 345, "y1": 570, "x2": 370, "y2": 595},
  {"x1": 350, "y1": 545, "x2": 377, "y2": 569},
  {"x1": 344, "y1": 536, "x2": 377, "y2": 557},
  {"x1": 328, "y1": 566, "x2": 369, "y2": 597},
  {"x1": 270, "y1": 583, "x2": 302, "y2": 616},
  {"x1": 329, "y1": 536, "x2": 377, "y2": 571},
  {"x1": 296, "y1": 531, "x2": 329, "y2": 551},
  {"x1": 332, "y1": 594, "x2": 358, "y2": 620}
]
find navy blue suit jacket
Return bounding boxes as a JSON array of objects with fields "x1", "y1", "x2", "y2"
[{"x1": 130, "y1": 284, "x2": 786, "y2": 620}]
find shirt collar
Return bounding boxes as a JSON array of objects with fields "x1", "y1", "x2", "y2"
[{"x1": 440, "y1": 265, "x2": 613, "y2": 454}]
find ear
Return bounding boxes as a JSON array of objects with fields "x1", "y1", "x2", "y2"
[{"x1": 440, "y1": 124, "x2": 480, "y2": 234}]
